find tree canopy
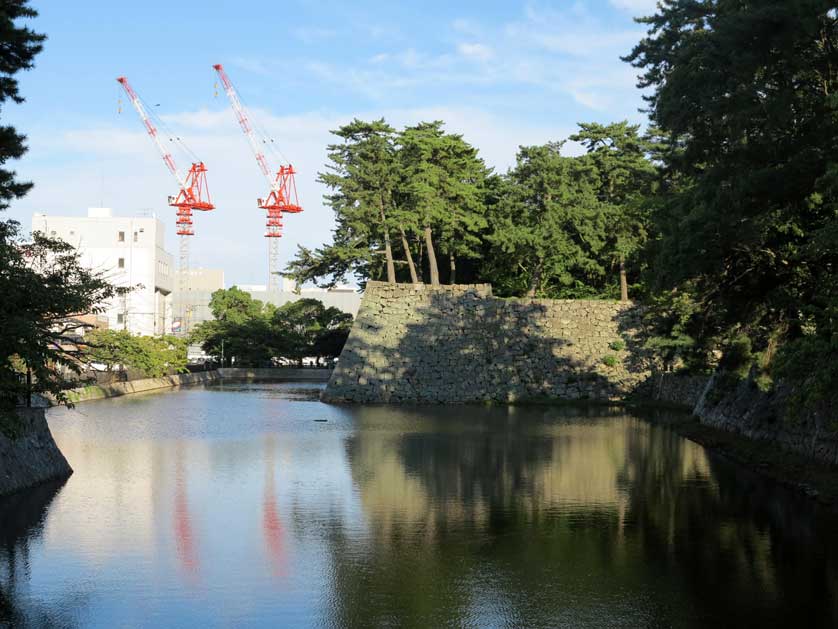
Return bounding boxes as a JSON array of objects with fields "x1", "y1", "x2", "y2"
[
  {"x1": 624, "y1": 0, "x2": 838, "y2": 406},
  {"x1": 192, "y1": 288, "x2": 353, "y2": 367},
  {"x1": 0, "y1": 223, "x2": 125, "y2": 408}
]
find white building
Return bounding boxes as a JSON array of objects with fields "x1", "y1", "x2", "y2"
[
  {"x1": 32, "y1": 208, "x2": 174, "y2": 336},
  {"x1": 241, "y1": 283, "x2": 363, "y2": 317}
]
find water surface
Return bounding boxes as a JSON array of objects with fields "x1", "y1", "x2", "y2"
[{"x1": 1, "y1": 383, "x2": 836, "y2": 628}]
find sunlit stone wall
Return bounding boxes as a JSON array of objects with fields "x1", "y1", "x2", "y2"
[{"x1": 323, "y1": 282, "x2": 650, "y2": 404}]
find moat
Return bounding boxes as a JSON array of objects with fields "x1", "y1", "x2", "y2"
[{"x1": 1, "y1": 383, "x2": 837, "y2": 628}]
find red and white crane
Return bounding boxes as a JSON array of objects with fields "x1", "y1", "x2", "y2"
[
  {"x1": 212, "y1": 63, "x2": 301, "y2": 291},
  {"x1": 117, "y1": 76, "x2": 214, "y2": 334}
]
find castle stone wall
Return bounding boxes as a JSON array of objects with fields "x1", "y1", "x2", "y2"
[{"x1": 322, "y1": 282, "x2": 650, "y2": 404}]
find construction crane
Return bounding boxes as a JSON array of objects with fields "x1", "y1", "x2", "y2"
[
  {"x1": 116, "y1": 76, "x2": 214, "y2": 335},
  {"x1": 212, "y1": 63, "x2": 301, "y2": 291}
]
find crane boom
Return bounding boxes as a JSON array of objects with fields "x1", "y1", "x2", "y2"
[
  {"x1": 116, "y1": 75, "x2": 215, "y2": 234},
  {"x1": 212, "y1": 63, "x2": 302, "y2": 291},
  {"x1": 212, "y1": 64, "x2": 273, "y2": 188},
  {"x1": 117, "y1": 76, "x2": 187, "y2": 191},
  {"x1": 117, "y1": 75, "x2": 216, "y2": 335}
]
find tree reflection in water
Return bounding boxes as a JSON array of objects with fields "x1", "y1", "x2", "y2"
[
  {"x1": 318, "y1": 405, "x2": 838, "y2": 629},
  {"x1": 0, "y1": 480, "x2": 83, "y2": 629}
]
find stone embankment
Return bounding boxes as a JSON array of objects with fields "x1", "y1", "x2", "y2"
[
  {"x1": 0, "y1": 408, "x2": 72, "y2": 497},
  {"x1": 64, "y1": 371, "x2": 220, "y2": 404},
  {"x1": 642, "y1": 371, "x2": 838, "y2": 466},
  {"x1": 323, "y1": 282, "x2": 649, "y2": 404},
  {"x1": 61, "y1": 368, "x2": 333, "y2": 404}
]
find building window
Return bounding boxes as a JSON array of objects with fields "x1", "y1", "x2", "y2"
[
  {"x1": 118, "y1": 257, "x2": 125, "y2": 269},
  {"x1": 117, "y1": 313, "x2": 124, "y2": 324},
  {"x1": 133, "y1": 231, "x2": 138, "y2": 242}
]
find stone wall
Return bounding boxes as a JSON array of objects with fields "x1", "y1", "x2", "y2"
[
  {"x1": 0, "y1": 408, "x2": 72, "y2": 497},
  {"x1": 651, "y1": 372, "x2": 838, "y2": 466},
  {"x1": 323, "y1": 282, "x2": 649, "y2": 404},
  {"x1": 649, "y1": 372, "x2": 711, "y2": 409},
  {"x1": 63, "y1": 371, "x2": 221, "y2": 404},
  {"x1": 694, "y1": 375, "x2": 838, "y2": 466}
]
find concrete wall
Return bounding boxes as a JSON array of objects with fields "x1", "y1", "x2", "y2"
[
  {"x1": 64, "y1": 371, "x2": 220, "y2": 404},
  {"x1": 61, "y1": 368, "x2": 331, "y2": 404},
  {"x1": 0, "y1": 408, "x2": 72, "y2": 497},
  {"x1": 323, "y1": 282, "x2": 649, "y2": 404}
]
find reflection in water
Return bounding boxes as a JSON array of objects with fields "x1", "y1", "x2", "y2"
[
  {"x1": 262, "y1": 435, "x2": 286, "y2": 579},
  {"x1": 174, "y1": 443, "x2": 199, "y2": 579},
  {"x1": 0, "y1": 480, "x2": 78, "y2": 628},
  {"x1": 0, "y1": 384, "x2": 835, "y2": 628}
]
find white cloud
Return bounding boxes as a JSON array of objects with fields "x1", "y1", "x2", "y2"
[
  {"x1": 608, "y1": 0, "x2": 659, "y2": 14},
  {"x1": 457, "y1": 43, "x2": 493, "y2": 62},
  {"x1": 7, "y1": 4, "x2": 651, "y2": 285},
  {"x1": 10, "y1": 105, "x2": 580, "y2": 284},
  {"x1": 303, "y1": 4, "x2": 645, "y2": 114}
]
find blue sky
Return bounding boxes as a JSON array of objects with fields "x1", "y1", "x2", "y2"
[{"x1": 5, "y1": 0, "x2": 657, "y2": 285}]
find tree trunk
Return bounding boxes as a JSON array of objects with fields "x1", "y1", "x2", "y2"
[
  {"x1": 379, "y1": 203, "x2": 396, "y2": 284},
  {"x1": 25, "y1": 366, "x2": 32, "y2": 408},
  {"x1": 416, "y1": 236, "x2": 425, "y2": 283},
  {"x1": 424, "y1": 225, "x2": 440, "y2": 286},
  {"x1": 619, "y1": 255, "x2": 629, "y2": 302},
  {"x1": 527, "y1": 258, "x2": 543, "y2": 297},
  {"x1": 399, "y1": 227, "x2": 419, "y2": 284},
  {"x1": 449, "y1": 252, "x2": 456, "y2": 285}
]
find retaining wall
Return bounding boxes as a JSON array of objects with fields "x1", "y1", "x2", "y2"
[
  {"x1": 323, "y1": 282, "x2": 650, "y2": 404},
  {"x1": 0, "y1": 408, "x2": 72, "y2": 497},
  {"x1": 652, "y1": 372, "x2": 838, "y2": 466},
  {"x1": 64, "y1": 371, "x2": 220, "y2": 404}
]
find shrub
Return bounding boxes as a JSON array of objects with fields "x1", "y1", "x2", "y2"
[{"x1": 602, "y1": 355, "x2": 619, "y2": 368}]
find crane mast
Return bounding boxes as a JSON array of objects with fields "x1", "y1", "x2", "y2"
[
  {"x1": 117, "y1": 76, "x2": 215, "y2": 335},
  {"x1": 212, "y1": 63, "x2": 302, "y2": 291}
]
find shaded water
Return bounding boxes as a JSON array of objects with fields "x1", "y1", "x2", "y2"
[{"x1": 1, "y1": 383, "x2": 837, "y2": 628}]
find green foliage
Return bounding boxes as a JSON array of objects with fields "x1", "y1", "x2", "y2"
[
  {"x1": 398, "y1": 121, "x2": 490, "y2": 283},
  {"x1": 571, "y1": 122, "x2": 657, "y2": 266},
  {"x1": 608, "y1": 340, "x2": 626, "y2": 352},
  {"x1": 272, "y1": 299, "x2": 353, "y2": 365},
  {"x1": 209, "y1": 285, "x2": 266, "y2": 324},
  {"x1": 0, "y1": 1, "x2": 45, "y2": 210},
  {"x1": 773, "y1": 333, "x2": 838, "y2": 428},
  {"x1": 83, "y1": 329, "x2": 187, "y2": 378},
  {"x1": 602, "y1": 355, "x2": 619, "y2": 368},
  {"x1": 192, "y1": 289, "x2": 353, "y2": 367},
  {"x1": 718, "y1": 335, "x2": 754, "y2": 380},
  {"x1": 641, "y1": 287, "x2": 706, "y2": 372},
  {"x1": 625, "y1": 0, "x2": 838, "y2": 398},
  {"x1": 485, "y1": 142, "x2": 608, "y2": 297},
  {"x1": 0, "y1": 222, "x2": 125, "y2": 409}
]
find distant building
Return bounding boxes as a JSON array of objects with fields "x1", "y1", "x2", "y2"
[
  {"x1": 242, "y1": 284, "x2": 363, "y2": 317},
  {"x1": 32, "y1": 208, "x2": 174, "y2": 336},
  {"x1": 173, "y1": 268, "x2": 225, "y2": 330}
]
